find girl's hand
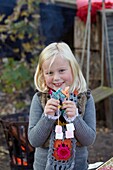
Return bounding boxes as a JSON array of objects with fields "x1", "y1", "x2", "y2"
[
  {"x1": 62, "y1": 100, "x2": 77, "y2": 118},
  {"x1": 44, "y1": 98, "x2": 59, "y2": 116}
]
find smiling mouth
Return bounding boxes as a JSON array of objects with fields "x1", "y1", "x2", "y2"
[{"x1": 53, "y1": 83, "x2": 64, "y2": 87}]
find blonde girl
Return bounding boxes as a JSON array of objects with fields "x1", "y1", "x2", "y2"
[{"x1": 28, "y1": 42, "x2": 96, "y2": 170}]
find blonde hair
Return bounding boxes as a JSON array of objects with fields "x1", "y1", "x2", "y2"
[{"x1": 34, "y1": 42, "x2": 87, "y2": 93}]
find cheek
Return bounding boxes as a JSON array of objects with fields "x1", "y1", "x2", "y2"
[
  {"x1": 71, "y1": 74, "x2": 74, "y2": 82},
  {"x1": 44, "y1": 76, "x2": 52, "y2": 85},
  {"x1": 65, "y1": 71, "x2": 73, "y2": 83},
  {"x1": 68, "y1": 76, "x2": 73, "y2": 84},
  {"x1": 69, "y1": 70, "x2": 74, "y2": 83}
]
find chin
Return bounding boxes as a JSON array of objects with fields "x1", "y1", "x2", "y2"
[
  {"x1": 53, "y1": 87, "x2": 60, "y2": 91},
  {"x1": 54, "y1": 86, "x2": 66, "y2": 91}
]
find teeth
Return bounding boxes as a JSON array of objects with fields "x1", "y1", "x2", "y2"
[{"x1": 54, "y1": 83, "x2": 62, "y2": 86}]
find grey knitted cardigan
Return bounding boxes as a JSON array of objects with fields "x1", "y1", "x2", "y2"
[{"x1": 28, "y1": 91, "x2": 96, "y2": 170}]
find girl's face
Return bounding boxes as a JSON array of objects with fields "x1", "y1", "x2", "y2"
[{"x1": 42, "y1": 56, "x2": 73, "y2": 91}]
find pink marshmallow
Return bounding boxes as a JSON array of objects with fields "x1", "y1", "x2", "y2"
[
  {"x1": 55, "y1": 125, "x2": 62, "y2": 133},
  {"x1": 65, "y1": 130, "x2": 74, "y2": 139}
]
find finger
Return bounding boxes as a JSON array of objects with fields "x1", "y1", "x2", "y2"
[
  {"x1": 66, "y1": 108, "x2": 75, "y2": 114},
  {"x1": 66, "y1": 112, "x2": 75, "y2": 117},
  {"x1": 63, "y1": 100, "x2": 76, "y2": 106},
  {"x1": 48, "y1": 105, "x2": 58, "y2": 111},
  {"x1": 48, "y1": 99, "x2": 59, "y2": 106},
  {"x1": 63, "y1": 100, "x2": 73, "y2": 104},
  {"x1": 62, "y1": 104, "x2": 76, "y2": 110}
]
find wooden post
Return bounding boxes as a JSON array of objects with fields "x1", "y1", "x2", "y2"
[
  {"x1": 74, "y1": 10, "x2": 113, "y2": 129},
  {"x1": 74, "y1": 16, "x2": 101, "y2": 89}
]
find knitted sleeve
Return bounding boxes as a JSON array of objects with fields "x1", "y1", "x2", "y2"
[
  {"x1": 73, "y1": 94, "x2": 96, "y2": 146},
  {"x1": 28, "y1": 93, "x2": 56, "y2": 147}
]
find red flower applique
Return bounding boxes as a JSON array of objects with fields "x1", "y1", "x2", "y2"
[
  {"x1": 53, "y1": 139, "x2": 72, "y2": 161},
  {"x1": 57, "y1": 144, "x2": 71, "y2": 159}
]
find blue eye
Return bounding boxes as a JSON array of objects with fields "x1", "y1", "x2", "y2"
[
  {"x1": 48, "y1": 71, "x2": 53, "y2": 75},
  {"x1": 59, "y1": 69, "x2": 65, "y2": 73}
]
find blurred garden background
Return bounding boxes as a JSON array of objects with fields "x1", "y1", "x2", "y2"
[
  {"x1": 0, "y1": 1, "x2": 44, "y2": 169},
  {"x1": 0, "y1": 0, "x2": 42, "y2": 116}
]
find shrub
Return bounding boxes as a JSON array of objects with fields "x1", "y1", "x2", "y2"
[{"x1": 0, "y1": 0, "x2": 43, "y2": 114}]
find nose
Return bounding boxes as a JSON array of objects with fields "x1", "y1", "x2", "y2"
[{"x1": 53, "y1": 72, "x2": 60, "y2": 81}]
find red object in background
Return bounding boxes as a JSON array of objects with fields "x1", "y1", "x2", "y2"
[
  {"x1": 76, "y1": 1, "x2": 113, "y2": 23},
  {"x1": 76, "y1": 0, "x2": 113, "y2": 9}
]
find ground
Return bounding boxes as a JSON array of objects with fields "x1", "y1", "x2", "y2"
[
  {"x1": 0, "y1": 122, "x2": 113, "y2": 170},
  {"x1": 88, "y1": 125, "x2": 113, "y2": 163}
]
